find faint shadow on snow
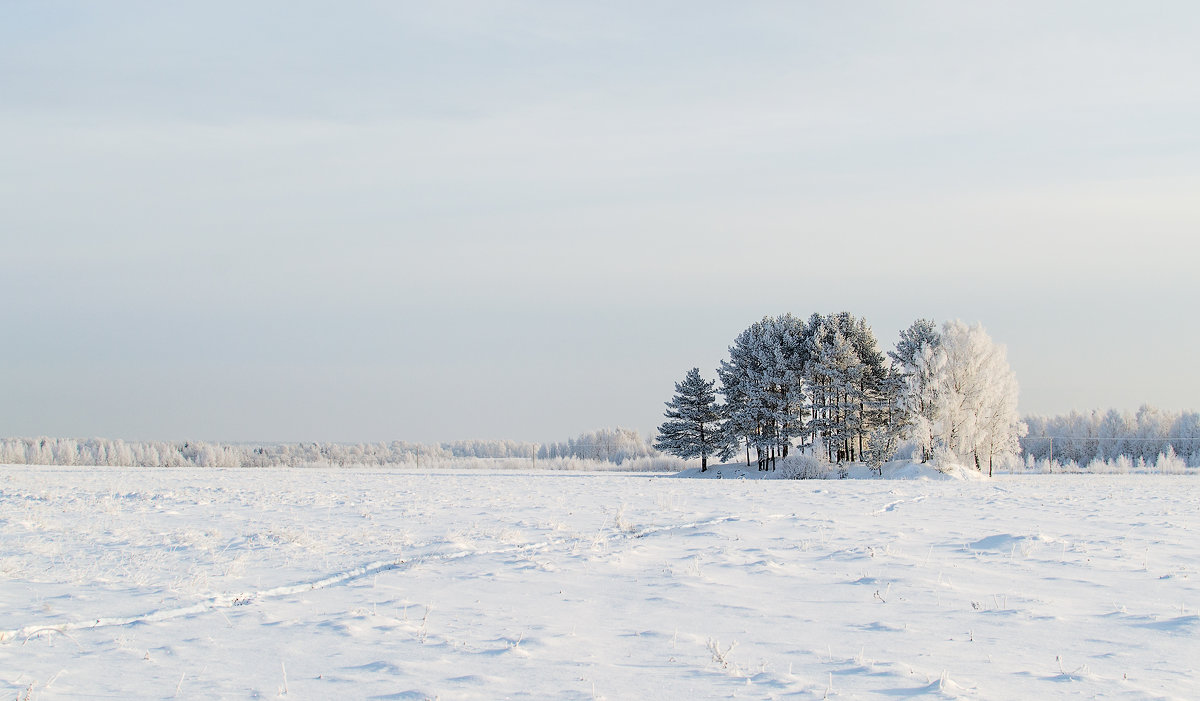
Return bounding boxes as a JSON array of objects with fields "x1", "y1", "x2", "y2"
[
  {"x1": 968, "y1": 533, "x2": 1056, "y2": 551},
  {"x1": 348, "y1": 661, "x2": 404, "y2": 675},
  {"x1": 857, "y1": 620, "x2": 906, "y2": 633},
  {"x1": 1131, "y1": 614, "x2": 1200, "y2": 634},
  {"x1": 1041, "y1": 666, "x2": 1100, "y2": 684},
  {"x1": 444, "y1": 674, "x2": 489, "y2": 685},
  {"x1": 877, "y1": 672, "x2": 969, "y2": 697}
]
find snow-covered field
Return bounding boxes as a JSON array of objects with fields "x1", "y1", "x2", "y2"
[{"x1": 2, "y1": 466, "x2": 1196, "y2": 700}]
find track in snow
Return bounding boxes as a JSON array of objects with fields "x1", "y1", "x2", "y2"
[{"x1": 1, "y1": 514, "x2": 744, "y2": 644}]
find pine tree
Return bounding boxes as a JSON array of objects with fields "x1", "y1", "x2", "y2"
[
  {"x1": 806, "y1": 314, "x2": 871, "y2": 462},
  {"x1": 654, "y1": 368, "x2": 725, "y2": 471},
  {"x1": 719, "y1": 319, "x2": 773, "y2": 469},
  {"x1": 844, "y1": 314, "x2": 888, "y2": 461},
  {"x1": 758, "y1": 313, "x2": 809, "y2": 467},
  {"x1": 889, "y1": 319, "x2": 942, "y2": 463},
  {"x1": 718, "y1": 315, "x2": 808, "y2": 470}
]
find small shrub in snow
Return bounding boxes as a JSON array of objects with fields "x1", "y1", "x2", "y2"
[
  {"x1": 1155, "y1": 446, "x2": 1187, "y2": 475},
  {"x1": 706, "y1": 638, "x2": 739, "y2": 673},
  {"x1": 776, "y1": 455, "x2": 832, "y2": 480},
  {"x1": 992, "y1": 452, "x2": 1025, "y2": 473},
  {"x1": 931, "y1": 446, "x2": 961, "y2": 473},
  {"x1": 863, "y1": 426, "x2": 901, "y2": 476}
]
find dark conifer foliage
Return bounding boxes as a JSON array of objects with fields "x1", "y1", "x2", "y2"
[{"x1": 654, "y1": 368, "x2": 725, "y2": 471}]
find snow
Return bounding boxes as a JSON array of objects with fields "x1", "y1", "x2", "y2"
[
  {"x1": 2, "y1": 465, "x2": 1197, "y2": 699},
  {"x1": 677, "y1": 459, "x2": 987, "y2": 481}
]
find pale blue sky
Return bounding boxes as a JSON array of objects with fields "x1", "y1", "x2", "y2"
[{"x1": 3, "y1": 2, "x2": 1198, "y2": 443}]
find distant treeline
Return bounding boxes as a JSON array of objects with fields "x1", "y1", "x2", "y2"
[
  {"x1": 0, "y1": 427, "x2": 661, "y2": 468},
  {"x1": 1020, "y1": 406, "x2": 1200, "y2": 466},
  {"x1": 536, "y1": 427, "x2": 658, "y2": 464}
]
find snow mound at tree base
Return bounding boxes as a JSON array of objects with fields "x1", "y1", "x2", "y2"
[
  {"x1": 675, "y1": 457, "x2": 989, "y2": 480},
  {"x1": 888, "y1": 460, "x2": 989, "y2": 481}
]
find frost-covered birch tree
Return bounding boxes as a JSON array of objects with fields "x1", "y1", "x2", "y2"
[{"x1": 915, "y1": 320, "x2": 1026, "y2": 474}]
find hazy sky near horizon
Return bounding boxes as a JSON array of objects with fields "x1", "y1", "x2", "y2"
[{"x1": 3, "y1": 2, "x2": 1198, "y2": 443}]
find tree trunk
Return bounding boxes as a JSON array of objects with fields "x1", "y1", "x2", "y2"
[{"x1": 858, "y1": 386, "x2": 866, "y2": 463}]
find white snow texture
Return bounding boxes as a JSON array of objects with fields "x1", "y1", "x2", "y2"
[{"x1": 1, "y1": 466, "x2": 1196, "y2": 699}]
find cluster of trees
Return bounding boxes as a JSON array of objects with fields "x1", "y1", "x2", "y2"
[
  {"x1": 0, "y1": 437, "x2": 254, "y2": 468},
  {"x1": 1021, "y1": 406, "x2": 1200, "y2": 467},
  {"x1": 0, "y1": 429, "x2": 660, "y2": 468},
  {"x1": 655, "y1": 314, "x2": 1026, "y2": 475},
  {"x1": 444, "y1": 439, "x2": 537, "y2": 459},
  {"x1": 536, "y1": 427, "x2": 658, "y2": 464}
]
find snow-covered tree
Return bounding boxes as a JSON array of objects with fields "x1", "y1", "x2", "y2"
[
  {"x1": 755, "y1": 314, "x2": 809, "y2": 467},
  {"x1": 539, "y1": 427, "x2": 658, "y2": 464},
  {"x1": 862, "y1": 426, "x2": 900, "y2": 474},
  {"x1": 889, "y1": 319, "x2": 942, "y2": 462},
  {"x1": 719, "y1": 319, "x2": 775, "y2": 469},
  {"x1": 655, "y1": 368, "x2": 725, "y2": 471},
  {"x1": 1018, "y1": 407, "x2": 1200, "y2": 468},
  {"x1": 843, "y1": 313, "x2": 888, "y2": 460},
  {"x1": 913, "y1": 320, "x2": 1026, "y2": 475},
  {"x1": 805, "y1": 312, "x2": 886, "y2": 463},
  {"x1": 806, "y1": 316, "x2": 857, "y2": 462},
  {"x1": 718, "y1": 315, "x2": 809, "y2": 470},
  {"x1": 1170, "y1": 412, "x2": 1200, "y2": 466}
]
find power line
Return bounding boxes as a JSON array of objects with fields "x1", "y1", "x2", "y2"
[{"x1": 1021, "y1": 436, "x2": 1200, "y2": 442}]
